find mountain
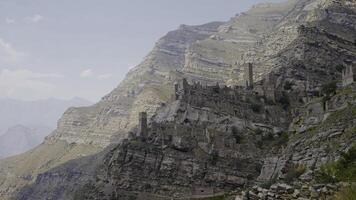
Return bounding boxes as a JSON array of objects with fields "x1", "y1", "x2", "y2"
[
  {"x1": 0, "y1": 97, "x2": 92, "y2": 133},
  {"x1": 16, "y1": 79, "x2": 356, "y2": 200},
  {"x1": 0, "y1": 97, "x2": 92, "y2": 159},
  {"x1": 0, "y1": 0, "x2": 355, "y2": 199},
  {"x1": 0, "y1": 125, "x2": 52, "y2": 159}
]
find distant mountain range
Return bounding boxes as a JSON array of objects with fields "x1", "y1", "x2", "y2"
[
  {"x1": 0, "y1": 97, "x2": 92, "y2": 158},
  {"x1": 0, "y1": 125, "x2": 52, "y2": 159}
]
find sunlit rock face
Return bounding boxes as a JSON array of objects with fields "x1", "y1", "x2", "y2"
[{"x1": 46, "y1": 22, "x2": 223, "y2": 148}]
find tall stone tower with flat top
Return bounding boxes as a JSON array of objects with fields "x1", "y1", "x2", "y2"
[
  {"x1": 244, "y1": 63, "x2": 254, "y2": 89},
  {"x1": 138, "y1": 112, "x2": 147, "y2": 139}
]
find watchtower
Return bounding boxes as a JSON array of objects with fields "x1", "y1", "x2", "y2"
[
  {"x1": 138, "y1": 112, "x2": 148, "y2": 139},
  {"x1": 263, "y1": 72, "x2": 277, "y2": 102},
  {"x1": 244, "y1": 63, "x2": 254, "y2": 89}
]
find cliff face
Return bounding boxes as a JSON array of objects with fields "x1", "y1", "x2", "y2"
[
  {"x1": 1, "y1": 0, "x2": 356, "y2": 199},
  {"x1": 16, "y1": 80, "x2": 290, "y2": 200},
  {"x1": 16, "y1": 82, "x2": 356, "y2": 200},
  {"x1": 49, "y1": 21, "x2": 224, "y2": 148},
  {"x1": 0, "y1": 22, "x2": 222, "y2": 198}
]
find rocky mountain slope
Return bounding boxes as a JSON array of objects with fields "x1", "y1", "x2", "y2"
[
  {"x1": 0, "y1": 21, "x2": 223, "y2": 199},
  {"x1": 0, "y1": 0, "x2": 355, "y2": 199},
  {"x1": 16, "y1": 81, "x2": 356, "y2": 200}
]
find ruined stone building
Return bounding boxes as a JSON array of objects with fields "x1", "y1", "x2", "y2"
[
  {"x1": 169, "y1": 78, "x2": 288, "y2": 127},
  {"x1": 263, "y1": 72, "x2": 278, "y2": 102},
  {"x1": 342, "y1": 63, "x2": 356, "y2": 87}
]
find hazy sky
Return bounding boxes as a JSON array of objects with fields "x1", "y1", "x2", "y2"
[{"x1": 0, "y1": 0, "x2": 285, "y2": 102}]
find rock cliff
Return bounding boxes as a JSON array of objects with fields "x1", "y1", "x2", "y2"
[{"x1": 0, "y1": 0, "x2": 355, "y2": 199}]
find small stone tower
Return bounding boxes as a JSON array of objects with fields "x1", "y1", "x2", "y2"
[
  {"x1": 342, "y1": 63, "x2": 356, "y2": 87},
  {"x1": 244, "y1": 63, "x2": 254, "y2": 89},
  {"x1": 264, "y1": 72, "x2": 277, "y2": 102},
  {"x1": 138, "y1": 112, "x2": 147, "y2": 139},
  {"x1": 179, "y1": 78, "x2": 189, "y2": 94}
]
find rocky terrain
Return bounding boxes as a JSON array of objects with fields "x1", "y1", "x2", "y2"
[
  {"x1": 0, "y1": 0, "x2": 355, "y2": 199},
  {"x1": 15, "y1": 80, "x2": 356, "y2": 200}
]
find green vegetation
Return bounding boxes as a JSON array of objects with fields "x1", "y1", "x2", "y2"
[
  {"x1": 335, "y1": 65, "x2": 345, "y2": 73},
  {"x1": 284, "y1": 81, "x2": 294, "y2": 90},
  {"x1": 321, "y1": 81, "x2": 338, "y2": 97},
  {"x1": 256, "y1": 132, "x2": 289, "y2": 149},
  {"x1": 284, "y1": 164, "x2": 306, "y2": 183},
  {"x1": 324, "y1": 104, "x2": 356, "y2": 125},
  {"x1": 334, "y1": 185, "x2": 356, "y2": 200},
  {"x1": 231, "y1": 126, "x2": 243, "y2": 144},
  {"x1": 301, "y1": 105, "x2": 356, "y2": 138},
  {"x1": 260, "y1": 174, "x2": 278, "y2": 189},
  {"x1": 337, "y1": 86, "x2": 353, "y2": 96},
  {"x1": 275, "y1": 132, "x2": 289, "y2": 147},
  {"x1": 209, "y1": 150, "x2": 219, "y2": 166},
  {"x1": 278, "y1": 93, "x2": 290, "y2": 110},
  {"x1": 193, "y1": 194, "x2": 230, "y2": 200},
  {"x1": 315, "y1": 144, "x2": 356, "y2": 183},
  {"x1": 321, "y1": 81, "x2": 338, "y2": 110},
  {"x1": 254, "y1": 128, "x2": 263, "y2": 135},
  {"x1": 250, "y1": 103, "x2": 262, "y2": 113}
]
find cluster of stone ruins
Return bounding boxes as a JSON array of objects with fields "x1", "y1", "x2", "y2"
[{"x1": 137, "y1": 61, "x2": 356, "y2": 139}]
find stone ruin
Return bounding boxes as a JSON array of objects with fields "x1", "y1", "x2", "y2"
[
  {"x1": 342, "y1": 62, "x2": 356, "y2": 87},
  {"x1": 169, "y1": 77, "x2": 289, "y2": 127},
  {"x1": 262, "y1": 72, "x2": 278, "y2": 102},
  {"x1": 172, "y1": 78, "x2": 251, "y2": 118}
]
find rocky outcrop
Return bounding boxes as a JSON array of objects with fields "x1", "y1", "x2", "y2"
[{"x1": 235, "y1": 182, "x2": 350, "y2": 200}]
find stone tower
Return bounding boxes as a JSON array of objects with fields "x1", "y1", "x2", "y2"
[
  {"x1": 342, "y1": 63, "x2": 356, "y2": 87},
  {"x1": 244, "y1": 63, "x2": 254, "y2": 89},
  {"x1": 264, "y1": 72, "x2": 277, "y2": 102},
  {"x1": 138, "y1": 112, "x2": 148, "y2": 139}
]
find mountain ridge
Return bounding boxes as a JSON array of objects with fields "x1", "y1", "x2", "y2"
[{"x1": 0, "y1": 0, "x2": 355, "y2": 199}]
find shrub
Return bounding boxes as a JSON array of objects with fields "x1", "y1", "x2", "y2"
[
  {"x1": 231, "y1": 126, "x2": 243, "y2": 144},
  {"x1": 278, "y1": 93, "x2": 290, "y2": 110},
  {"x1": 196, "y1": 195, "x2": 228, "y2": 200},
  {"x1": 275, "y1": 132, "x2": 289, "y2": 147},
  {"x1": 209, "y1": 150, "x2": 219, "y2": 166},
  {"x1": 284, "y1": 164, "x2": 306, "y2": 183},
  {"x1": 254, "y1": 129, "x2": 263, "y2": 135},
  {"x1": 261, "y1": 174, "x2": 278, "y2": 189},
  {"x1": 284, "y1": 81, "x2": 293, "y2": 90},
  {"x1": 334, "y1": 185, "x2": 356, "y2": 200},
  {"x1": 335, "y1": 65, "x2": 345, "y2": 73},
  {"x1": 315, "y1": 161, "x2": 339, "y2": 183},
  {"x1": 321, "y1": 81, "x2": 337, "y2": 97},
  {"x1": 250, "y1": 103, "x2": 262, "y2": 113},
  {"x1": 315, "y1": 144, "x2": 356, "y2": 183}
]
